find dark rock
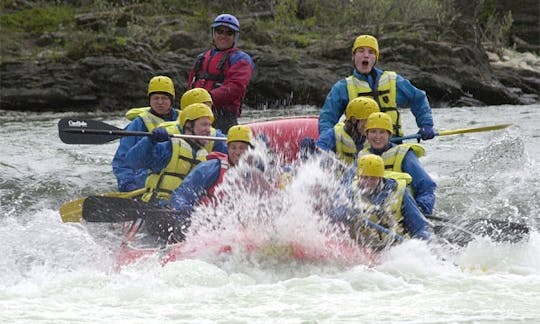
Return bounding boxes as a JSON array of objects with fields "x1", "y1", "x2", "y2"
[{"x1": 0, "y1": 10, "x2": 538, "y2": 112}]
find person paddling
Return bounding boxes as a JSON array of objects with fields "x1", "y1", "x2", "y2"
[
  {"x1": 112, "y1": 76, "x2": 180, "y2": 192},
  {"x1": 125, "y1": 103, "x2": 226, "y2": 205},
  {"x1": 359, "y1": 112, "x2": 436, "y2": 216},
  {"x1": 331, "y1": 154, "x2": 431, "y2": 249},
  {"x1": 147, "y1": 125, "x2": 271, "y2": 241}
]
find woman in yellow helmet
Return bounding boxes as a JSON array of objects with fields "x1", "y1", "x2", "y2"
[
  {"x1": 318, "y1": 34, "x2": 435, "y2": 143},
  {"x1": 331, "y1": 154, "x2": 431, "y2": 249},
  {"x1": 358, "y1": 112, "x2": 436, "y2": 216},
  {"x1": 112, "y1": 76, "x2": 180, "y2": 192}
]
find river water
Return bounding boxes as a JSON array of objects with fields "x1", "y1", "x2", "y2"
[{"x1": 1, "y1": 104, "x2": 539, "y2": 323}]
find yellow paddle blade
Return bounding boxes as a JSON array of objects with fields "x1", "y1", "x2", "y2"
[
  {"x1": 59, "y1": 188, "x2": 146, "y2": 223},
  {"x1": 438, "y1": 123, "x2": 512, "y2": 136}
]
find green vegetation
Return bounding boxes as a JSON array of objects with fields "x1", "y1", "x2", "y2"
[
  {"x1": 0, "y1": 6, "x2": 74, "y2": 35},
  {"x1": 0, "y1": 0, "x2": 516, "y2": 62}
]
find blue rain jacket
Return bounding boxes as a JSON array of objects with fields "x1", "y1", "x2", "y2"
[
  {"x1": 319, "y1": 67, "x2": 434, "y2": 134},
  {"x1": 112, "y1": 111, "x2": 179, "y2": 192}
]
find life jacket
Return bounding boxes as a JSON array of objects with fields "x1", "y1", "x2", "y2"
[
  {"x1": 199, "y1": 152, "x2": 230, "y2": 206},
  {"x1": 125, "y1": 107, "x2": 180, "y2": 126},
  {"x1": 359, "y1": 143, "x2": 425, "y2": 172},
  {"x1": 334, "y1": 122, "x2": 359, "y2": 165},
  {"x1": 191, "y1": 48, "x2": 238, "y2": 90},
  {"x1": 349, "y1": 177, "x2": 409, "y2": 247},
  {"x1": 141, "y1": 123, "x2": 209, "y2": 203},
  {"x1": 346, "y1": 71, "x2": 402, "y2": 136}
]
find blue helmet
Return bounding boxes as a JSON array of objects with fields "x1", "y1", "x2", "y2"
[{"x1": 211, "y1": 14, "x2": 240, "y2": 32}]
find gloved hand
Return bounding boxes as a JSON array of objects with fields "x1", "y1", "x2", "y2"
[
  {"x1": 151, "y1": 127, "x2": 169, "y2": 143},
  {"x1": 418, "y1": 125, "x2": 435, "y2": 141}
]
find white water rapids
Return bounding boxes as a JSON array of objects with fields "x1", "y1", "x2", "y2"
[{"x1": 1, "y1": 105, "x2": 539, "y2": 323}]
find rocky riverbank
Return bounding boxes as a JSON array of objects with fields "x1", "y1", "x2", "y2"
[{"x1": 1, "y1": 1, "x2": 539, "y2": 112}]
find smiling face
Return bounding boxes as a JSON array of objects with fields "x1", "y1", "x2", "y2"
[
  {"x1": 367, "y1": 128, "x2": 391, "y2": 150},
  {"x1": 213, "y1": 26, "x2": 235, "y2": 50},
  {"x1": 352, "y1": 47, "x2": 377, "y2": 74}
]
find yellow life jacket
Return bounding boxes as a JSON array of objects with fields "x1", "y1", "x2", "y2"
[
  {"x1": 125, "y1": 107, "x2": 181, "y2": 130},
  {"x1": 125, "y1": 107, "x2": 150, "y2": 121},
  {"x1": 346, "y1": 71, "x2": 402, "y2": 136},
  {"x1": 141, "y1": 123, "x2": 208, "y2": 203},
  {"x1": 334, "y1": 123, "x2": 358, "y2": 165},
  {"x1": 359, "y1": 143, "x2": 424, "y2": 172},
  {"x1": 349, "y1": 177, "x2": 409, "y2": 247}
]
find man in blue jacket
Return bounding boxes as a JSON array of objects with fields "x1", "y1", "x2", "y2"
[
  {"x1": 112, "y1": 76, "x2": 179, "y2": 192},
  {"x1": 124, "y1": 103, "x2": 227, "y2": 205},
  {"x1": 319, "y1": 34, "x2": 435, "y2": 142}
]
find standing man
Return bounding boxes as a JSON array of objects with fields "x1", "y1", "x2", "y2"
[
  {"x1": 187, "y1": 13, "x2": 255, "y2": 133},
  {"x1": 319, "y1": 34, "x2": 435, "y2": 142},
  {"x1": 112, "y1": 75, "x2": 179, "y2": 192}
]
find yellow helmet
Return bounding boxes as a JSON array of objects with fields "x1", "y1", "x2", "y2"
[
  {"x1": 352, "y1": 35, "x2": 379, "y2": 60},
  {"x1": 227, "y1": 125, "x2": 254, "y2": 146},
  {"x1": 180, "y1": 103, "x2": 215, "y2": 127},
  {"x1": 345, "y1": 97, "x2": 380, "y2": 120},
  {"x1": 147, "y1": 75, "x2": 175, "y2": 98},
  {"x1": 357, "y1": 154, "x2": 385, "y2": 178},
  {"x1": 365, "y1": 112, "x2": 393, "y2": 133},
  {"x1": 180, "y1": 88, "x2": 213, "y2": 110}
]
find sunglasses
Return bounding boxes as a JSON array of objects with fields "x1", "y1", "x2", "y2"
[{"x1": 215, "y1": 28, "x2": 235, "y2": 36}]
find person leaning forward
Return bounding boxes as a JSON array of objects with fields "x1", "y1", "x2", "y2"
[
  {"x1": 318, "y1": 34, "x2": 435, "y2": 142},
  {"x1": 146, "y1": 125, "x2": 271, "y2": 242},
  {"x1": 331, "y1": 154, "x2": 431, "y2": 249},
  {"x1": 187, "y1": 14, "x2": 255, "y2": 134},
  {"x1": 112, "y1": 76, "x2": 180, "y2": 192}
]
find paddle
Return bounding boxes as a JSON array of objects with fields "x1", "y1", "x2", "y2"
[
  {"x1": 428, "y1": 215, "x2": 530, "y2": 245},
  {"x1": 82, "y1": 196, "x2": 186, "y2": 223},
  {"x1": 58, "y1": 118, "x2": 227, "y2": 145},
  {"x1": 391, "y1": 123, "x2": 512, "y2": 143},
  {"x1": 83, "y1": 196, "x2": 191, "y2": 242},
  {"x1": 59, "y1": 188, "x2": 146, "y2": 222}
]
